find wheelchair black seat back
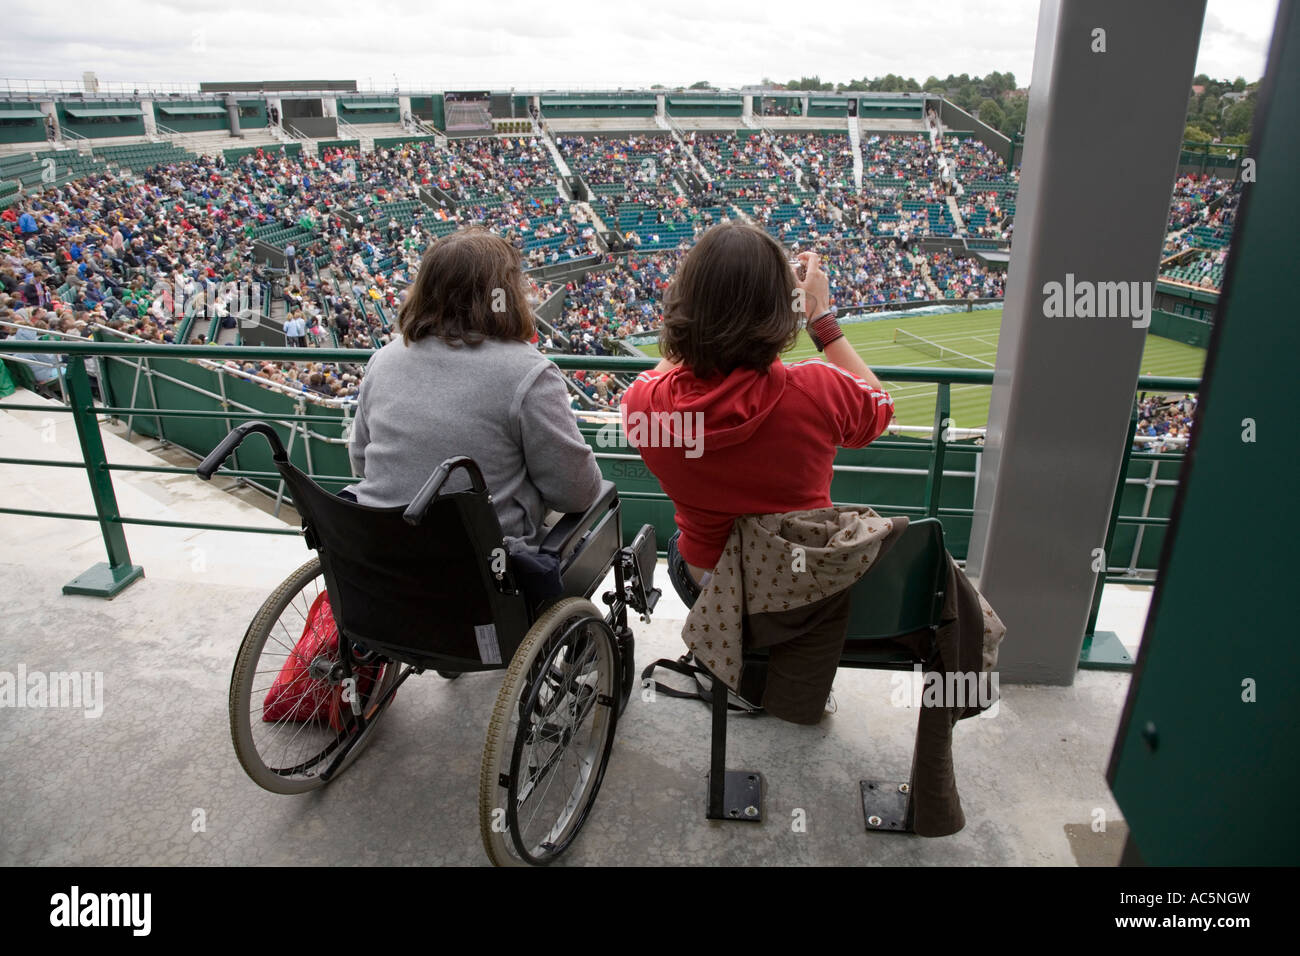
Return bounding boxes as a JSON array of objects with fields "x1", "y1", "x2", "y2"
[
  {"x1": 289, "y1": 451, "x2": 532, "y2": 673},
  {"x1": 198, "y1": 421, "x2": 660, "y2": 866}
]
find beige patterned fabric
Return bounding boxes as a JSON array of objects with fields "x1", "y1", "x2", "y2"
[{"x1": 684, "y1": 507, "x2": 899, "y2": 691}]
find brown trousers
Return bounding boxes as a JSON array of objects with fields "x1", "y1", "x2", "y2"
[{"x1": 745, "y1": 589, "x2": 853, "y2": 724}]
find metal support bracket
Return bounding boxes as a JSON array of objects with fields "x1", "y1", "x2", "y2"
[
  {"x1": 860, "y1": 779, "x2": 915, "y2": 834},
  {"x1": 707, "y1": 770, "x2": 764, "y2": 823}
]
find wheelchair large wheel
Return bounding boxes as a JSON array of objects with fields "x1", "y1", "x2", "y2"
[
  {"x1": 479, "y1": 597, "x2": 620, "y2": 866},
  {"x1": 229, "y1": 556, "x2": 401, "y2": 795}
]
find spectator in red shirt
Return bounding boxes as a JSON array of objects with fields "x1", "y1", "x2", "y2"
[{"x1": 620, "y1": 223, "x2": 893, "y2": 600}]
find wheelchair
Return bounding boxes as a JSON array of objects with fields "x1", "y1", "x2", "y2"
[{"x1": 197, "y1": 421, "x2": 660, "y2": 866}]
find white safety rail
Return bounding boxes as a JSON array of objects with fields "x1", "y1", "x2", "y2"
[
  {"x1": 59, "y1": 126, "x2": 93, "y2": 156},
  {"x1": 335, "y1": 117, "x2": 371, "y2": 152}
]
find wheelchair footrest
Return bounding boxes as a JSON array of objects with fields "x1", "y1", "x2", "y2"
[
  {"x1": 859, "y1": 779, "x2": 915, "y2": 834},
  {"x1": 706, "y1": 770, "x2": 764, "y2": 822}
]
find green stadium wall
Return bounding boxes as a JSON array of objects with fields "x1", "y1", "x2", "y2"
[
  {"x1": 1148, "y1": 309, "x2": 1212, "y2": 348},
  {"x1": 540, "y1": 96, "x2": 656, "y2": 118},
  {"x1": 0, "y1": 104, "x2": 47, "y2": 145},
  {"x1": 237, "y1": 100, "x2": 269, "y2": 129},
  {"x1": 859, "y1": 98, "x2": 925, "y2": 119},
  {"x1": 808, "y1": 98, "x2": 849, "y2": 117},
  {"x1": 153, "y1": 101, "x2": 228, "y2": 133},
  {"x1": 666, "y1": 96, "x2": 742, "y2": 117},
  {"x1": 337, "y1": 97, "x2": 400, "y2": 125},
  {"x1": 372, "y1": 134, "x2": 439, "y2": 150},
  {"x1": 57, "y1": 100, "x2": 145, "y2": 139},
  {"x1": 223, "y1": 142, "x2": 302, "y2": 163}
]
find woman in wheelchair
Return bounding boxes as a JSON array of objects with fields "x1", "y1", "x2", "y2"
[
  {"x1": 623, "y1": 223, "x2": 896, "y2": 724},
  {"x1": 205, "y1": 226, "x2": 660, "y2": 866},
  {"x1": 343, "y1": 226, "x2": 603, "y2": 552}
]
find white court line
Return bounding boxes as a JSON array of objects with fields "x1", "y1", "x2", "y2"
[{"x1": 883, "y1": 382, "x2": 988, "y2": 399}]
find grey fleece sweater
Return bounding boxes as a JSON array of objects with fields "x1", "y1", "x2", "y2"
[{"x1": 346, "y1": 334, "x2": 602, "y2": 550}]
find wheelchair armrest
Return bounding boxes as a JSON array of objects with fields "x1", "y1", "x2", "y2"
[
  {"x1": 539, "y1": 480, "x2": 618, "y2": 561},
  {"x1": 402, "y1": 456, "x2": 488, "y2": 526}
]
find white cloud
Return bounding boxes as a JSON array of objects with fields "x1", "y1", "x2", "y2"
[{"x1": 0, "y1": 0, "x2": 1277, "y2": 90}]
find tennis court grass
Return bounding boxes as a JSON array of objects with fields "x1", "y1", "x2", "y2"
[{"x1": 633, "y1": 308, "x2": 1206, "y2": 427}]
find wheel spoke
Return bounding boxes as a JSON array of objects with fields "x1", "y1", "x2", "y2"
[
  {"x1": 233, "y1": 560, "x2": 396, "y2": 793},
  {"x1": 507, "y1": 615, "x2": 613, "y2": 859}
]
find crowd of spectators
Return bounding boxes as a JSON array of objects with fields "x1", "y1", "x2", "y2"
[
  {"x1": 812, "y1": 240, "x2": 930, "y2": 306},
  {"x1": 1135, "y1": 393, "x2": 1196, "y2": 450},
  {"x1": 1159, "y1": 176, "x2": 1239, "y2": 289},
  {"x1": 948, "y1": 137, "x2": 1015, "y2": 182},
  {"x1": 775, "y1": 132, "x2": 855, "y2": 192},
  {"x1": 557, "y1": 134, "x2": 685, "y2": 189},
  {"x1": 423, "y1": 135, "x2": 558, "y2": 201},
  {"x1": 925, "y1": 249, "x2": 1006, "y2": 299},
  {"x1": 556, "y1": 252, "x2": 678, "y2": 342},
  {"x1": 692, "y1": 132, "x2": 791, "y2": 189},
  {"x1": 4, "y1": 122, "x2": 1235, "y2": 455},
  {"x1": 3, "y1": 128, "x2": 1025, "y2": 416},
  {"x1": 1167, "y1": 174, "x2": 1235, "y2": 231}
]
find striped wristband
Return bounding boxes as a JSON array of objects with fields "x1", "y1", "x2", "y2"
[{"x1": 807, "y1": 309, "x2": 843, "y2": 351}]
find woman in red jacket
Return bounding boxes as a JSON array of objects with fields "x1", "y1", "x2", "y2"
[{"x1": 621, "y1": 222, "x2": 894, "y2": 718}]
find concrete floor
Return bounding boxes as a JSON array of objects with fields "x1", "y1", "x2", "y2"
[{"x1": 0, "y1": 390, "x2": 1143, "y2": 866}]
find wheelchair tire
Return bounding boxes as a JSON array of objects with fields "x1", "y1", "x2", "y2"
[
  {"x1": 229, "y1": 556, "x2": 401, "y2": 795},
  {"x1": 479, "y1": 597, "x2": 620, "y2": 866}
]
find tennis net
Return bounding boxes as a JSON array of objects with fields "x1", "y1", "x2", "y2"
[{"x1": 892, "y1": 328, "x2": 994, "y2": 367}]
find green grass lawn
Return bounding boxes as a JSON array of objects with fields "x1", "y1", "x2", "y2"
[{"x1": 634, "y1": 308, "x2": 1207, "y2": 427}]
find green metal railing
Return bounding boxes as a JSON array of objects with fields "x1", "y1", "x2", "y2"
[{"x1": 1, "y1": 339, "x2": 1199, "y2": 666}]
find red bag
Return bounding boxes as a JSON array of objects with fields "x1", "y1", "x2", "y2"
[{"x1": 262, "y1": 591, "x2": 380, "y2": 732}]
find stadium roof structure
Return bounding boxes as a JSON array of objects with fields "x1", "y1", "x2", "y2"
[
  {"x1": 63, "y1": 106, "x2": 142, "y2": 117},
  {"x1": 0, "y1": 105, "x2": 44, "y2": 118},
  {"x1": 199, "y1": 80, "x2": 358, "y2": 92},
  {"x1": 338, "y1": 99, "x2": 400, "y2": 109},
  {"x1": 540, "y1": 96, "x2": 656, "y2": 106},
  {"x1": 156, "y1": 105, "x2": 226, "y2": 115},
  {"x1": 665, "y1": 96, "x2": 742, "y2": 105}
]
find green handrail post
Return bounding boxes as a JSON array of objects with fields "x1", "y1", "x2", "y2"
[
  {"x1": 1078, "y1": 400, "x2": 1140, "y2": 670},
  {"x1": 922, "y1": 382, "x2": 950, "y2": 517},
  {"x1": 61, "y1": 355, "x2": 145, "y2": 598}
]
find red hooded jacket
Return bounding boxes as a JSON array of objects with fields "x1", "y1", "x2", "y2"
[{"x1": 621, "y1": 358, "x2": 894, "y2": 569}]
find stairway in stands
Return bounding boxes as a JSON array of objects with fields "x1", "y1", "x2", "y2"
[
  {"x1": 533, "y1": 120, "x2": 573, "y2": 179},
  {"x1": 766, "y1": 136, "x2": 805, "y2": 191},
  {"x1": 910, "y1": 250, "x2": 942, "y2": 298},
  {"x1": 847, "y1": 116, "x2": 864, "y2": 191},
  {"x1": 947, "y1": 195, "x2": 967, "y2": 236},
  {"x1": 666, "y1": 120, "x2": 713, "y2": 185},
  {"x1": 271, "y1": 123, "x2": 317, "y2": 157},
  {"x1": 335, "y1": 119, "x2": 372, "y2": 152}
]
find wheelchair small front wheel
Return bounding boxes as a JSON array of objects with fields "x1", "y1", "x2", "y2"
[
  {"x1": 479, "y1": 597, "x2": 620, "y2": 866},
  {"x1": 229, "y1": 556, "x2": 400, "y2": 794}
]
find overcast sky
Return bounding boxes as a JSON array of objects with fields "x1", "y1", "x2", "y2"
[{"x1": 0, "y1": 0, "x2": 1280, "y2": 92}]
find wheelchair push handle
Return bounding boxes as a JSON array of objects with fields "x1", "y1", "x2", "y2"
[
  {"x1": 403, "y1": 456, "x2": 489, "y2": 525},
  {"x1": 196, "y1": 422, "x2": 289, "y2": 481}
]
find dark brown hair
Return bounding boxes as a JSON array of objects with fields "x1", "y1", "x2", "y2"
[
  {"x1": 659, "y1": 222, "x2": 801, "y2": 378},
  {"x1": 398, "y1": 227, "x2": 536, "y2": 346}
]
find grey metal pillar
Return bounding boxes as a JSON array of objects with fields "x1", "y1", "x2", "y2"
[
  {"x1": 964, "y1": 0, "x2": 1206, "y2": 683},
  {"x1": 224, "y1": 94, "x2": 242, "y2": 137}
]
